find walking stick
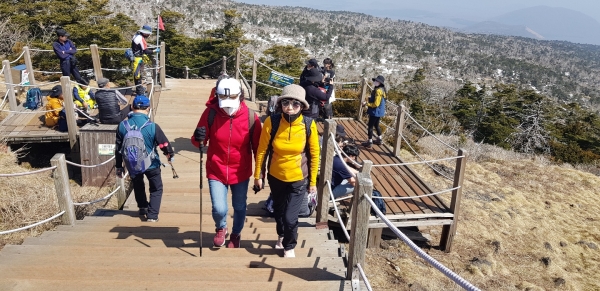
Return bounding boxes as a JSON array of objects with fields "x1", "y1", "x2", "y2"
[{"x1": 199, "y1": 142, "x2": 204, "y2": 257}]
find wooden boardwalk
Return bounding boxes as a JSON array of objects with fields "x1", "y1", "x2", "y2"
[{"x1": 0, "y1": 79, "x2": 355, "y2": 290}]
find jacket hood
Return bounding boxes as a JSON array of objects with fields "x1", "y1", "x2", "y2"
[{"x1": 206, "y1": 96, "x2": 249, "y2": 117}]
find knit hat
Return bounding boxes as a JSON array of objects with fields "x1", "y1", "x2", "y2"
[
  {"x1": 305, "y1": 67, "x2": 323, "y2": 82},
  {"x1": 49, "y1": 85, "x2": 62, "y2": 97},
  {"x1": 372, "y1": 75, "x2": 385, "y2": 85},
  {"x1": 139, "y1": 25, "x2": 152, "y2": 35},
  {"x1": 279, "y1": 84, "x2": 309, "y2": 110},
  {"x1": 97, "y1": 78, "x2": 109, "y2": 88},
  {"x1": 133, "y1": 95, "x2": 150, "y2": 108}
]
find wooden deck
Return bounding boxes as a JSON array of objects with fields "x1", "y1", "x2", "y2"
[{"x1": 0, "y1": 103, "x2": 70, "y2": 143}]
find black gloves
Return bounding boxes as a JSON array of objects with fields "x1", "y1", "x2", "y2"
[
  {"x1": 194, "y1": 126, "x2": 206, "y2": 142},
  {"x1": 116, "y1": 168, "x2": 124, "y2": 178}
]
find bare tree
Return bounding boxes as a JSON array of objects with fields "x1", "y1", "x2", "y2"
[
  {"x1": 0, "y1": 18, "x2": 28, "y2": 57},
  {"x1": 507, "y1": 101, "x2": 551, "y2": 154}
]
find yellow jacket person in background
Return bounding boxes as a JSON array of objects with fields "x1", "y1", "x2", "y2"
[
  {"x1": 45, "y1": 85, "x2": 64, "y2": 127},
  {"x1": 254, "y1": 84, "x2": 320, "y2": 258}
]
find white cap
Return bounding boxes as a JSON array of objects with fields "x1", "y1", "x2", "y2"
[{"x1": 216, "y1": 78, "x2": 242, "y2": 96}]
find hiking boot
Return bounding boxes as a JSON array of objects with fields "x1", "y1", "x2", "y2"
[
  {"x1": 227, "y1": 233, "x2": 241, "y2": 248},
  {"x1": 146, "y1": 218, "x2": 158, "y2": 222},
  {"x1": 284, "y1": 249, "x2": 296, "y2": 258},
  {"x1": 275, "y1": 236, "x2": 284, "y2": 249},
  {"x1": 361, "y1": 141, "x2": 373, "y2": 149},
  {"x1": 373, "y1": 139, "x2": 382, "y2": 145},
  {"x1": 138, "y1": 208, "x2": 148, "y2": 216},
  {"x1": 213, "y1": 227, "x2": 228, "y2": 247}
]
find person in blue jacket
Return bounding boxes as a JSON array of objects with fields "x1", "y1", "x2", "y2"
[
  {"x1": 362, "y1": 75, "x2": 387, "y2": 149},
  {"x1": 52, "y1": 28, "x2": 87, "y2": 85}
]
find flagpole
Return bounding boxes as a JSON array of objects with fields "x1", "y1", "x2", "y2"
[{"x1": 155, "y1": 14, "x2": 160, "y2": 85}]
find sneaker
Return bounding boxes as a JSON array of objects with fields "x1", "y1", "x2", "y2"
[
  {"x1": 138, "y1": 208, "x2": 148, "y2": 216},
  {"x1": 213, "y1": 227, "x2": 228, "y2": 247},
  {"x1": 227, "y1": 233, "x2": 241, "y2": 248},
  {"x1": 284, "y1": 249, "x2": 295, "y2": 258},
  {"x1": 373, "y1": 139, "x2": 382, "y2": 145},
  {"x1": 146, "y1": 218, "x2": 158, "y2": 222},
  {"x1": 275, "y1": 236, "x2": 284, "y2": 249},
  {"x1": 362, "y1": 141, "x2": 373, "y2": 149}
]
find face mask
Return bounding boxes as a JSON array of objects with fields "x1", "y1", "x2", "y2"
[
  {"x1": 373, "y1": 81, "x2": 380, "y2": 87},
  {"x1": 219, "y1": 98, "x2": 241, "y2": 115}
]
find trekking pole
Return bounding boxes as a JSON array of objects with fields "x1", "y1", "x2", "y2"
[
  {"x1": 168, "y1": 161, "x2": 179, "y2": 179},
  {"x1": 198, "y1": 141, "x2": 204, "y2": 257}
]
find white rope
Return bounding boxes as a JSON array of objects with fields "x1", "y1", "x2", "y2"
[
  {"x1": 65, "y1": 156, "x2": 115, "y2": 168},
  {"x1": 405, "y1": 110, "x2": 458, "y2": 151},
  {"x1": 356, "y1": 263, "x2": 374, "y2": 291},
  {"x1": 97, "y1": 47, "x2": 128, "y2": 51},
  {"x1": 333, "y1": 81, "x2": 360, "y2": 85},
  {"x1": 0, "y1": 108, "x2": 59, "y2": 114},
  {"x1": 9, "y1": 51, "x2": 26, "y2": 64},
  {"x1": 372, "y1": 186, "x2": 460, "y2": 200},
  {"x1": 0, "y1": 90, "x2": 9, "y2": 109},
  {"x1": 72, "y1": 80, "x2": 144, "y2": 91},
  {"x1": 0, "y1": 211, "x2": 65, "y2": 235},
  {"x1": 330, "y1": 132, "x2": 363, "y2": 169},
  {"x1": 335, "y1": 98, "x2": 356, "y2": 101},
  {"x1": 73, "y1": 107, "x2": 99, "y2": 122},
  {"x1": 255, "y1": 80, "x2": 283, "y2": 91},
  {"x1": 372, "y1": 156, "x2": 464, "y2": 168},
  {"x1": 2, "y1": 80, "x2": 60, "y2": 87},
  {"x1": 28, "y1": 48, "x2": 53, "y2": 52},
  {"x1": 364, "y1": 195, "x2": 481, "y2": 291},
  {"x1": 100, "y1": 68, "x2": 129, "y2": 72},
  {"x1": 239, "y1": 70, "x2": 251, "y2": 89},
  {"x1": 326, "y1": 180, "x2": 350, "y2": 241},
  {"x1": 188, "y1": 59, "x2": 223, "y2": 70},
  {"x1": 0, "y1": 166, "x2": 57, "y2": 177},
  {"x1": 73, "y1": 186, "x2": 119, "y2": 206},
  {"x1": 0, "y1": 64, "x2": 4, "y2": 75},
  {"x1": 401, "y1": 135, "x2": 454, "y2": 181}
]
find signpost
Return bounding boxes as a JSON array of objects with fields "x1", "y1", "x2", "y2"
[{"x1": 268, "y1": 71, "x2": 294, "y2": 87}]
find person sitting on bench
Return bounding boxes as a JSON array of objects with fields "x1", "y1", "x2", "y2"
[{"x1": 331, "y1": 144, "x2": 360, "y2": 199}]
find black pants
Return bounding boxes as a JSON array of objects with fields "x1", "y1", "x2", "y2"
[
  {"x1": 268, "y1": 174, "x2": 307, "y2": 251},
  {"x1": 367, "y1": 115, "x2": 382, "y2": 140},
  {"x1": 60, "y1": 58, "x2": 85, "y2": 84},
  {"x1": 132, "y1": 167, "x2": 163, "y2": 220},
  {"x1": 100, "y1": 107, "x2": 132, "y2": 124},
  {"x1": 134, "y1": 63, "x2": 146, "y2": 96}
]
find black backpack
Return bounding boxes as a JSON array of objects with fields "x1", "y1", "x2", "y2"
[{"x1": 370, "y1": 190, "x2": 387, "y2": 218}]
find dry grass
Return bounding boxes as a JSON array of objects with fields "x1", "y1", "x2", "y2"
[
  {"x1": 363, "y1": 135, "x2": 600, "y2": 290},
  {"x1": 0, "y1": 144, "x2": 118, "y2": 250}
]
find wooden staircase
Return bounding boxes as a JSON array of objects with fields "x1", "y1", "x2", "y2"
[{"x1": 0, "y1": 80, "x2": 353, "y2": 290}]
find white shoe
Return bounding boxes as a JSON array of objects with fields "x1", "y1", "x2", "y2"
[
  {"x1": 275, "y1": 236, "x2": 284, "y2": 249},
  {"x1": 284, "y1": 249, "x2": 295, "y2": 258}
]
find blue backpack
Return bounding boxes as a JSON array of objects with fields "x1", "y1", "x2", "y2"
[
  {"x1": 24, "y1": 88, "x2": 42, "y2": 110},
  {"x1": 120, "y1": 120, "x2": 155, "y2": 176},
  {"x1": 370, "y1": 190, "x2": 387, "y2": 217},
  {"x1": 124, "y1": 48, "x2": 135, "y2": 62}
]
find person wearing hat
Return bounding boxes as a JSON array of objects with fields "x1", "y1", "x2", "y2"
[
  {"x1": 45, "y1": 85, "x2": 64, "y2": 127},
  {"x1": 299, "y1": 58, "x2": 319, "y2": 83},
  {"x1": 131, "y1": 25, "x2": 160, "y2": 96},
  {"x1": 190, "y1": 78, "x2": 262, "y2": 248},
  {"x1": 95, "y1": 77, "x2": 131, "y2": 124},
  {"x1": 299, "y1": 67, "x2": 334, "y2": 119},
  {"x1": 254, "y1": 84, "x2": 320, "y2": 258},
  {"x1": 362, "y1": 75, "x2": 387, "y2": 149},
  {"x1": 115, "y1": 95, "x2": 174, "y2": 222},
  {"x1": 72, "y1": 82, "x2": 96, "y2": 112},
  {"x1": 52, "y1": 28, "x2": 86, "y2": 85},
  {"x1": 331, "y1": 144, "x2": 361, "y2": 199}
]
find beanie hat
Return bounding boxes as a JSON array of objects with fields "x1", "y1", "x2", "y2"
[{"x1": 279, "y1": 84, "x2": 309, "y2": 110}]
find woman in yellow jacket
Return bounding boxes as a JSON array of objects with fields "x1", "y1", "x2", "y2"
[
  {"x1": 45, "y1": 85, "x2": 64, "y2": 127},
  {"x1": 254, "y1": 84, "x2": 320, "y2": 258}
]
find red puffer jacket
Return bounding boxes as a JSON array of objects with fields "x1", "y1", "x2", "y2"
[{"x1": 191, "y1": 98, "x2": 262, "y2": 185}]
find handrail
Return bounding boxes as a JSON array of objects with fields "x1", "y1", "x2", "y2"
[
  {"x1": 73, "y1": 186, "x2": 120, "y2": 206},
  {"x1": 371, "y1": 186, "x2": 460, "y2": 200},
  {"x1": 65, "y1": 156, "x2": 115, "y2": 168},
  {"x1": 371, "y1": 155, "x2": 465, "y2": 167},
  {"x1": 9, "y1": 51, "x2": 26, "y2": 64},
  {"x1": 404, "y1": 109, "x2": 458, "y2": 151},
  {"x1": 364, "y1": 195, "x2": 481, "y2": 291},
  {"x1": 401, "y1": 135, "x2": 454, "y2": 181},
  {"x1": 0, "y1": 166, "x2": 57, "y2": 177},
  {"x1": 356, "y1": 263, "x2": 374, "y2": 291},
  {"x1": 255, "y1": 80, "x2": 283, "y2": 91},
  {"x1": 0, "y1": 211, "x2": 65, "y2": 235},
  {"x1": 326, "y1": 180, "x2": 350, "y2": 241}
]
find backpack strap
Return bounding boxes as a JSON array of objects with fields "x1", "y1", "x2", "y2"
[{"x1": 207, "y1": 108, "x2": 217, "y2": 129}]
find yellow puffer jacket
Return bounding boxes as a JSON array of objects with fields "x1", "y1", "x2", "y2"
[
  {"x1": 45, "y1": 96, "x2": 63, "y2": 127},
  {"x1": 254, "y1": 115, "x2": 320, "y2": 186}
]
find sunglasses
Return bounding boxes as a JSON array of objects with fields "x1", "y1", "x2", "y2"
[
  {"x1": 281, "y1": 99, "x2": 302, "y2": 109},
  {"x1": 217, "y1": 93, "x2": 240, "y2": 100}
]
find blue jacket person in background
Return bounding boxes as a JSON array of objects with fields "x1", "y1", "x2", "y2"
[
  {"x1": 52, "y1": 28, "x2": 87, "y2": 85},
  {"x1": 115, "y1": 95, "x2": 174, "y2": 222}
]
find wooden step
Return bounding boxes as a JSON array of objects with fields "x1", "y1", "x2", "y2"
[
  {"x1": 1, "y1": 244, "x2": 343, "y2": 258},
  {"x1": 0, "y1": 279, "x2": 354, "y2": 291},
  {"x1": 55, "y1": 224, "x2": 329, "y2": 235}
]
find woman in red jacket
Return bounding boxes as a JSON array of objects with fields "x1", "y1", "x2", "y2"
[{"x1": 191, "y1": 78, "x2": 262, "y2": 248}]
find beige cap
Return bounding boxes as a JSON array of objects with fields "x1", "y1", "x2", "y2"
[{"x1": 279, "y1": 84, "x2": 309, "y2": 110}]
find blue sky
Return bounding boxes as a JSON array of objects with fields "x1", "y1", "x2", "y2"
[{"x1": 234, "y1": 0, "x2": 600, "y2": 27}]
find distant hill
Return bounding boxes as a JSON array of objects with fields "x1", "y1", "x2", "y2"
[{"x1": 463, "y1": 6, "x2": 600, "y2": 45}]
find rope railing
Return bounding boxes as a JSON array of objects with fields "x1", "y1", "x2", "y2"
[
  {"x1": 401, "y1": 135, "x2": 454, "y2": 181},
  {"x1": 404, "y1": 109, "x2": 458, "y2": 152},
  {"x1": 373, "y1": 186, "x2": 460, "y2": 200},
  {"x1": 356, "y1": 263, "x2": 374, "y2": 291},
  {"x1": 326, "y1": 180, "x2": 350, "y2": 241},
  {"x1": 238, "y1": 69, "x2": 252, "y2": 94},
  {"x1": 0, "y1": 166, "x2": 57, "y2": 177},
  {"x1": 73, "y1": 186, "x2": 119, "y2": 206},
  {"x1": 364, "y1": 195, "x2": 481, "y2": 291},
  {"x1": 2, "y1": 80, "x2": 61, "y2": 87},
  {"x1": 97, "y1": 47, "x2": 127, "y2": 51},
  {"x1": 9, "y1": 51, "x2": 26, "y2": 64},
  {"x1": 28, "y1": 48, "x2": 53, "y2": 52},
  {"x1": 0, "y1": 64, "x2": 4, "y2": 75},
  {"x1": 255, "y1": 80, "x2": 283, "y2": 91},
  {"x1": 371, "y1": 155, "x2": 465, "y2": 168},
  {"x1": 330, "y1": 132, "x2": 363, "y2": 169},
  {"x1": 0, "y1": 90, "x2": 9, "y2": 109},
  {"x1": 239, "y1": 51, "x2": 299, "y2": 80},
  {"x1": 0, "y1": 211, "x2": 65, "y2": 235},
  {"x1": 33, "y1": 68, "x2": 93, "y2": 75},
  {"x1": 66, "y1": 156, "x2": 115, "y2": 168}
]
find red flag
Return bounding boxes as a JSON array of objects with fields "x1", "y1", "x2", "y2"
[{"x1": 158, "y1": 15, "x2": 165, "y2": 31}]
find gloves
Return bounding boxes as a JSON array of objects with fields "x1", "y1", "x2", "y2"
[
  {"x1": 194, "y1": 126, "x2": 206, "y2": 142},
  {"x1": 154, "y1": 47, "x2": 161, "y2": 53},
  {"x1": 166, "y1": 153, "x2": 174, "y2": 162},
  {"x1": 116, "y1": 168, "x2": 124, "y2": 178}
]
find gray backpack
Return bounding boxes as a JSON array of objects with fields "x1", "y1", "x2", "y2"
[{"x1": 120, "y1": 120, "x2": 154, "y2": 176}]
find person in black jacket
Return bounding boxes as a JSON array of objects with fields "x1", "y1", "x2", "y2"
[
  {"x1": 95, "y1": 78, "x2": 131, "y2": 124},
  {"x1": 299, "y1": 58, "x2": 319, "y2": 83},
  {"x1": 299, "y1": 68, "x2": 334, "y2": 119},
  {"x1": 131, "y1": 25, "x2": 160, "y2": 96},
  {"x1": 52, "y1": 28, "x2": 86, "y2": 85}
]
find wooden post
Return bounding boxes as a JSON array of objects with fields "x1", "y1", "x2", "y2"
[
  {"x1": 222, "y1": 56, "x2": 227, "y2": 75},
  {"x1": 116, "y1": 176, "x2": 127, "y2": 209},
  {"x1": 347, "y1": 165, "x2": 373, "y2": 280},
  {"x1": 316, "y1": 119, "x2": 337, "y2": 225},
  {"x1": 185, "y1": 66, "x2": 189, "y2": 79},
  {"x1": 61, "y1": 76, "x2": 78, "y2": 149},
  {"x1": 357, "y1": 78, "x2": 368, "y2": 121},
  {"x1": 50, "y1": 153, "x2": 75, "y2": 225},
  {"x1": 393, "y1": 104, "x2": 406, "y2": 157},
  {"x1": 90, "y1": 44, "x2": 102, "y2": 81},
  {"x1": 23, "y1": 46, "x2": 36, "y2": 86},
  {"x1": 251, "y1": 57, "x2": 257, "y2": 102},
  {"x1": 345, "y1": 160, "x2": 372, "y2": 231},
  {"x1": 2, "y1": 60, "x2": 17, "y2": 111},
  {"x1": 235, "y1": 48, "x2": 241, "y2": 80},
  {"x1": 440, "y1": 149, "x2": 467, "y2": 252},
  {"x1": 160, "y1": 42, "x2": 166, "y2": 87},
  {"x1": 150, "y1": 85, "x2": 160, "y2": 122}
]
